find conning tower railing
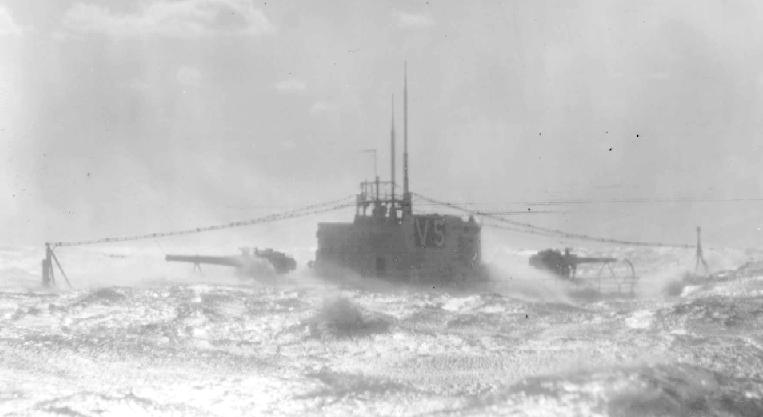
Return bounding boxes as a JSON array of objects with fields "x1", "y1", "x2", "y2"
[{"x1": 356, "y1": 179, "x2": 407, "y2": 221}]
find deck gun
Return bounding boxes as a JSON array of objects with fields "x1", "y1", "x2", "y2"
[
  {"x1": 529, "y1": 248, "x2": 631, "y2": 279},
  {"x1": 165, "y1": 247, "x2": 297, "y2": 276}
]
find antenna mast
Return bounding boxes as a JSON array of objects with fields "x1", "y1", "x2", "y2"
[
  {"x1": 390, "y1": 95, "x2": 396, "y2": 215},
  {"x1": 695, "y1": 226, "x2": 709, "y2": 274},
  {"x1": 403, "y1": 61, "x2": 411, "y2": 215}
]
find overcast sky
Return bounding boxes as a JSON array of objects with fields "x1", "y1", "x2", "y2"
[{"x1": 2, "y1": 0, "x2": 763, "y2": 249}]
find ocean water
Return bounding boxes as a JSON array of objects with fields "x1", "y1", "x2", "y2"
[{"x1": 1, "y1": 245, "x2": 762, "y2": 416}]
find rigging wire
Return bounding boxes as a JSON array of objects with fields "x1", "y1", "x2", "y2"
[
  {"x1": 48, "y1": 195, "x2": 356, "y2": 248},
  {"x1": 413, "y1": 193, "x2": 693, "y2": 249},
  {"x1": 410, "y1": 197, "x2": 763, "y2": 207},
  {"x1": 46, "y1": 191, "x2": 697, "y2": 250}
]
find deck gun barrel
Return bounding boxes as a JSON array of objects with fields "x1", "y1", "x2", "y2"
[
  {"x1": 165, "y1": 254, "x2": 243, "y2": 268},
  {"x1": 165, "y1": 248, "x2": 297, "y2": 276},
  {"x1": 572, "y1": 256, "x2": 618, "y2": 264}
]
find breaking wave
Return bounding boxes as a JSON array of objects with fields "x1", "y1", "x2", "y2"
[
  {"x1": 304, "y1": 297, "x2": 393, "y2": 338},
  {"x1": 1, "y1": 244, "x2": 762, "y2": 416}
]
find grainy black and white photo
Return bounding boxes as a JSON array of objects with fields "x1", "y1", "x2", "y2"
[{"x1": 1, "y1": 1, "x2": 762, "y2": 416}]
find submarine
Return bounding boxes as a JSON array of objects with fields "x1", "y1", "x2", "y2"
[{"x1": 312, "y1": 66, "x2": 486, "y2": 285}]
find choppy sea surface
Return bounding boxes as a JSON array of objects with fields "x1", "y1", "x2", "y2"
[{"x1": 1, "y1": 245, "x2": 762, "y2": 416}]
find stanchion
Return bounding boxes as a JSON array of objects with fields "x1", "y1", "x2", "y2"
[
  {"x1": 41, "y1": 243, "x2": 72, "y2": 289},
  {"x1": 41, "y1": 243, "x2": 54, "y2": 287}
]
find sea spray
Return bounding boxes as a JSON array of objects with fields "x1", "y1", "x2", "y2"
[{"x1": 304, "y1": 297, "x2": 392, "y2": 338}]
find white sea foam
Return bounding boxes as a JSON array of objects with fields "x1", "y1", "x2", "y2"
[{"x1": 0, "y1": 244, "x2": 760, "y2": 416}]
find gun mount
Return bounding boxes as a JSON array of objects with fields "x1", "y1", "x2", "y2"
[
  {"x1": 529, "y1": 248, "x2": 637, "y2": 296},
  {"x1": 251, "y1": 248, "x2": 297, "y2": 274},
  {"x1": 530, "y1": 248, "x2": 618, "y2": 279},
  {"x1": 530, "y1": 248, "x2": 637, "y2": 296},
  {"x1": 165, "y1": 247, "x2": 297, "y2": 276}
]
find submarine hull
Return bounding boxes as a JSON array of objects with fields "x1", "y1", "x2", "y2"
[{"x1": 314, "y1": 213, "x2": 484, "y2": 285}]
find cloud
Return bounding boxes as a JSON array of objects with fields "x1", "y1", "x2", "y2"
[
  {"x1": 395, "y1": 11, "x2": 435, "y2": 28},
  {"x1": 177, "y1": 66, "x2": 202, "y2": 86},
  {"x1": 61, "y1": 0, "x2": 275, "y2": 38},
  {"x1": 275, "y1": 78, "x2": 306, "y2": 93},
  {"x1": 0, "y1": 7, "x2": 24, "y2": 36},
  {"x1": 309, "y1": 101, "x2": 334, "y2": 115}
]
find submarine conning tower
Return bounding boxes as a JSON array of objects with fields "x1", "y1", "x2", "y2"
[{"x1": 314, "y1": 64, "x2": 482, "y2": 283}]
